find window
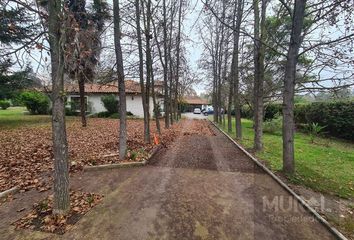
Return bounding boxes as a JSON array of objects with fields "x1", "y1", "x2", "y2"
[{"x1": 70, "y1": 96, "x2": 88, "y2": 112}]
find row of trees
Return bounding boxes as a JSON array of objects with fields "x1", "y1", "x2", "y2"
[
  {"x1": 200, "y1": 0, "x2": 354, "y2": 173},
  {"x1": 1, "y1": 0, "x2": 193, "y2": 215}
]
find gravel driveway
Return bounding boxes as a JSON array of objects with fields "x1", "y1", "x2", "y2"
[
  {"x1": 1, "y1": 119, "x2": 337, "y2": 240},
  {"x1": 182, "y1": 112, "x2": 209, "y2": 119}
]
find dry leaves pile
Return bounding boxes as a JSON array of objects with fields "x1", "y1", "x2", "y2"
[
  {"x1": 13, "y1": 191, "x2": 103, "y2": 234},
  {"x1": 181, "y1": 119, "x2": 216, "y2": 136},
  {"x1": 0, "y1": 118, "x2": 180, "y2": 192}
]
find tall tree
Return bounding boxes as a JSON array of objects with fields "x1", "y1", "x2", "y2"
[
  {"x1": 113, "y1": 0, "x2": 127, "y2": 160},
  {"x1": 48, "y1": 0, "x2": 70, "y2": 215},
  {"x1": 65, "y1": 0, "x2": 109, "y2": 127},
  {"x1": 162, "y1": 0, "x2": 170, "y2": 128},
  {"x1": 229, "y1": 0, "x2": 243, "y2": 138},
  {"x1": 135, "y1": 0, "x2": 150, "y2": 143},
  {"x1": 65, "y1": 0, "x2": 89, "y2": 127},
  {"x1": 142, "y1": 0, "x2": 161, "y2": 134},
  {"x1": 253, "y1": 0, "x2": 266, "y2": 151},
  {"x1": 174, "y1": 0, "x2": 183, "y2": 122},
  {"x1": 282, "y1": 0, "x2": 307, "y2": 173}
]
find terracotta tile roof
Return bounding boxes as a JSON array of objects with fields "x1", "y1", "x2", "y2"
[
  {"x1": 182, "y1": 96, "x2": 208, "y2": 105},
  {"x1": 43, "y1": 79, "x2": 162, "y2": 96},
  {"x1": 46, "y1": 80, "x2": 143, "y2": 94}
]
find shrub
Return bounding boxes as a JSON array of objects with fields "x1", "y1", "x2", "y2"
[
  {"x1": 96, "y1": 111, "x2": 111, "y2": 118},
  {"x1": 0, "y1": 100, "x2": 10, "y2": 110},
  {"x1": 264, "y1": 103, "x2": 282, "y2": 120},
  {"x1": 101, "y1": 95, "x2": 118, "y2": 114},
  {"x1": 263, "y1": 113, "x2": 282, "y2": 134},
  {"x1": 109, "y1": 113, "x2": 119, "y2": 119},
  {"x1": 65, "y1": 106, "x2": 77, "y2": 116},
  {"x1": 306, "y1": 122, "x2": 326, "y2": 143},
  {"x1": 20, "y1": 91, "x2": 49, "y2": 114},
  {"x1": 10, "y1": 93, "x2": 22, "y2": 106},
  {"x1": 294, "y1": 103, "x2": 308, "y2": 124},
  {"x1": 241, "y1": 105, "x2": 253, "y2": 119},
  {"x1": 127, "y1": 111, "x2": 134, "y2": 116}
]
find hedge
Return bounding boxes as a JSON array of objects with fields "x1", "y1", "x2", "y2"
[
  {"x1": 0, "y1": 100, "x2": 11, "y2": 110},
  {"x1": 300, "y1": 101, "x2": 354, "y2": 140},
  {"x1": 263, "y1": 102, "x2": 354, "y2": 140}
]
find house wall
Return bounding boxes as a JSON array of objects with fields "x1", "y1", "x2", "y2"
[
  {"x1": 67, "y1": 94, "x2": 163, "y2": 118},
  {"x1": 126, "y1": 95, "x2": 164, "y2": 117}
]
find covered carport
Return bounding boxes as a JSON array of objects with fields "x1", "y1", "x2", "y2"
[{"x1": 181, "y1": 96, "x2": 208, "y2": 112}]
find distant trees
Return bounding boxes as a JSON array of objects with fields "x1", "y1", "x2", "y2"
[
  {"x1": 0, "y1": 1, "x2": 42, "y2": 100},
  {"x1": 0, "y1": 64, "x2": 36, "y2": 100}
]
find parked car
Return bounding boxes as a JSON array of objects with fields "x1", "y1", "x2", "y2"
[
  {"x1": 203, "y1": 106, "x2": 214, "y2": 116},
  {"x1": 193, "y1": 108, "x2": 201, "y2": 114}
]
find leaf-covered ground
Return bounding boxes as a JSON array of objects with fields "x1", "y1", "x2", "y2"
[
  {"x1": 13, "y1": 191, "x2": 103, "y2": 234},
  {"x1": 0, "y1": 118, "x2": 183, "y2": 192}
]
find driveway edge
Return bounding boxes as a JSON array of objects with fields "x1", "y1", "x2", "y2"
[
  {"x1": 84, "y1": 144, "x2": 163, "y2": 171},
  {"x1": 83, "y1": 161, "x2": 147, "y2": 171},
  {"x1": 210, "y1": 120, "x2": 348, "y2": 240},
  {"x1": 0, "y1": 186, "x2": 19, "y2": 200}
]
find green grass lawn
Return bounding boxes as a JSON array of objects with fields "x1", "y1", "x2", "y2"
[
  {"x1": 218, "y1": 118, "x2": 354, "y2": 199},
  {"x1": 0, "y1": 107, "x2": 52, "y2": 129}
]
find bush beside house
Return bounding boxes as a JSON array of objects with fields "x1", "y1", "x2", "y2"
[
  {"x1": 101, "y1": 95, "x2": 118, "y2": 114},
  {"x1": 20, "y1": 91, "x2": 49, "y2": 114}
]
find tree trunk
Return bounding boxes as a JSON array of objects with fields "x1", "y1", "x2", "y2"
[
  {"x1": 48, "y1": 0, "x2": 70, "y2": 215},
  {"x1": 167, "y1": 4, "x2": 174, "y2": 126},
  {"x1": 142, "y1": 0, "x2": 152, "y2": 142},
  {"x1": 212, "y1": 65, "x2": 218, "y2": 122},
  {"x1": 174, "y1": 0, "x2": 182, "y2": 122},
  {"x1": 227, "y1": 79, "x2": 233, "y2": 132},
  {"x1": 78, "y1": 73, "x2": 87, "y2": 127},
  {"x1": 151, "y1": 67, "x2": 161, "y2": 134},
  {"x1": 253, "y1": 0, "x2": 266, "y2": 151},
  {"x1": 162, "y1": 0, "x2": 170, "y2": 128},
  {"x1": 212, "y1": 52, "x2": 217, "y2": 123},
  {"x1": 113, "y1": 0, "x2": 127, "y2": 160},
  {"x1": 213, "y1": 19, "x2": 221, "y2": 123},
  {"x1": 151, "y1": 14, "x2": 165, "y2": 132},
  {"x1": 135, "y1": 0, "x2": 150, "y2": 143},
  {"x1": 234, "y1": 0, "x2": 244, "y2": 139},
  {"x1": 283, "y1": 0, "x2": 307, "y2": 174}
]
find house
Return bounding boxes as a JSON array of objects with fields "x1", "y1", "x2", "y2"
[
  {"x1": 63, "y1": 80, "x2": 164, "y2": 117},
  {"x1": 181, "y1": 96, "x2": 208, "y2": 112}
]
